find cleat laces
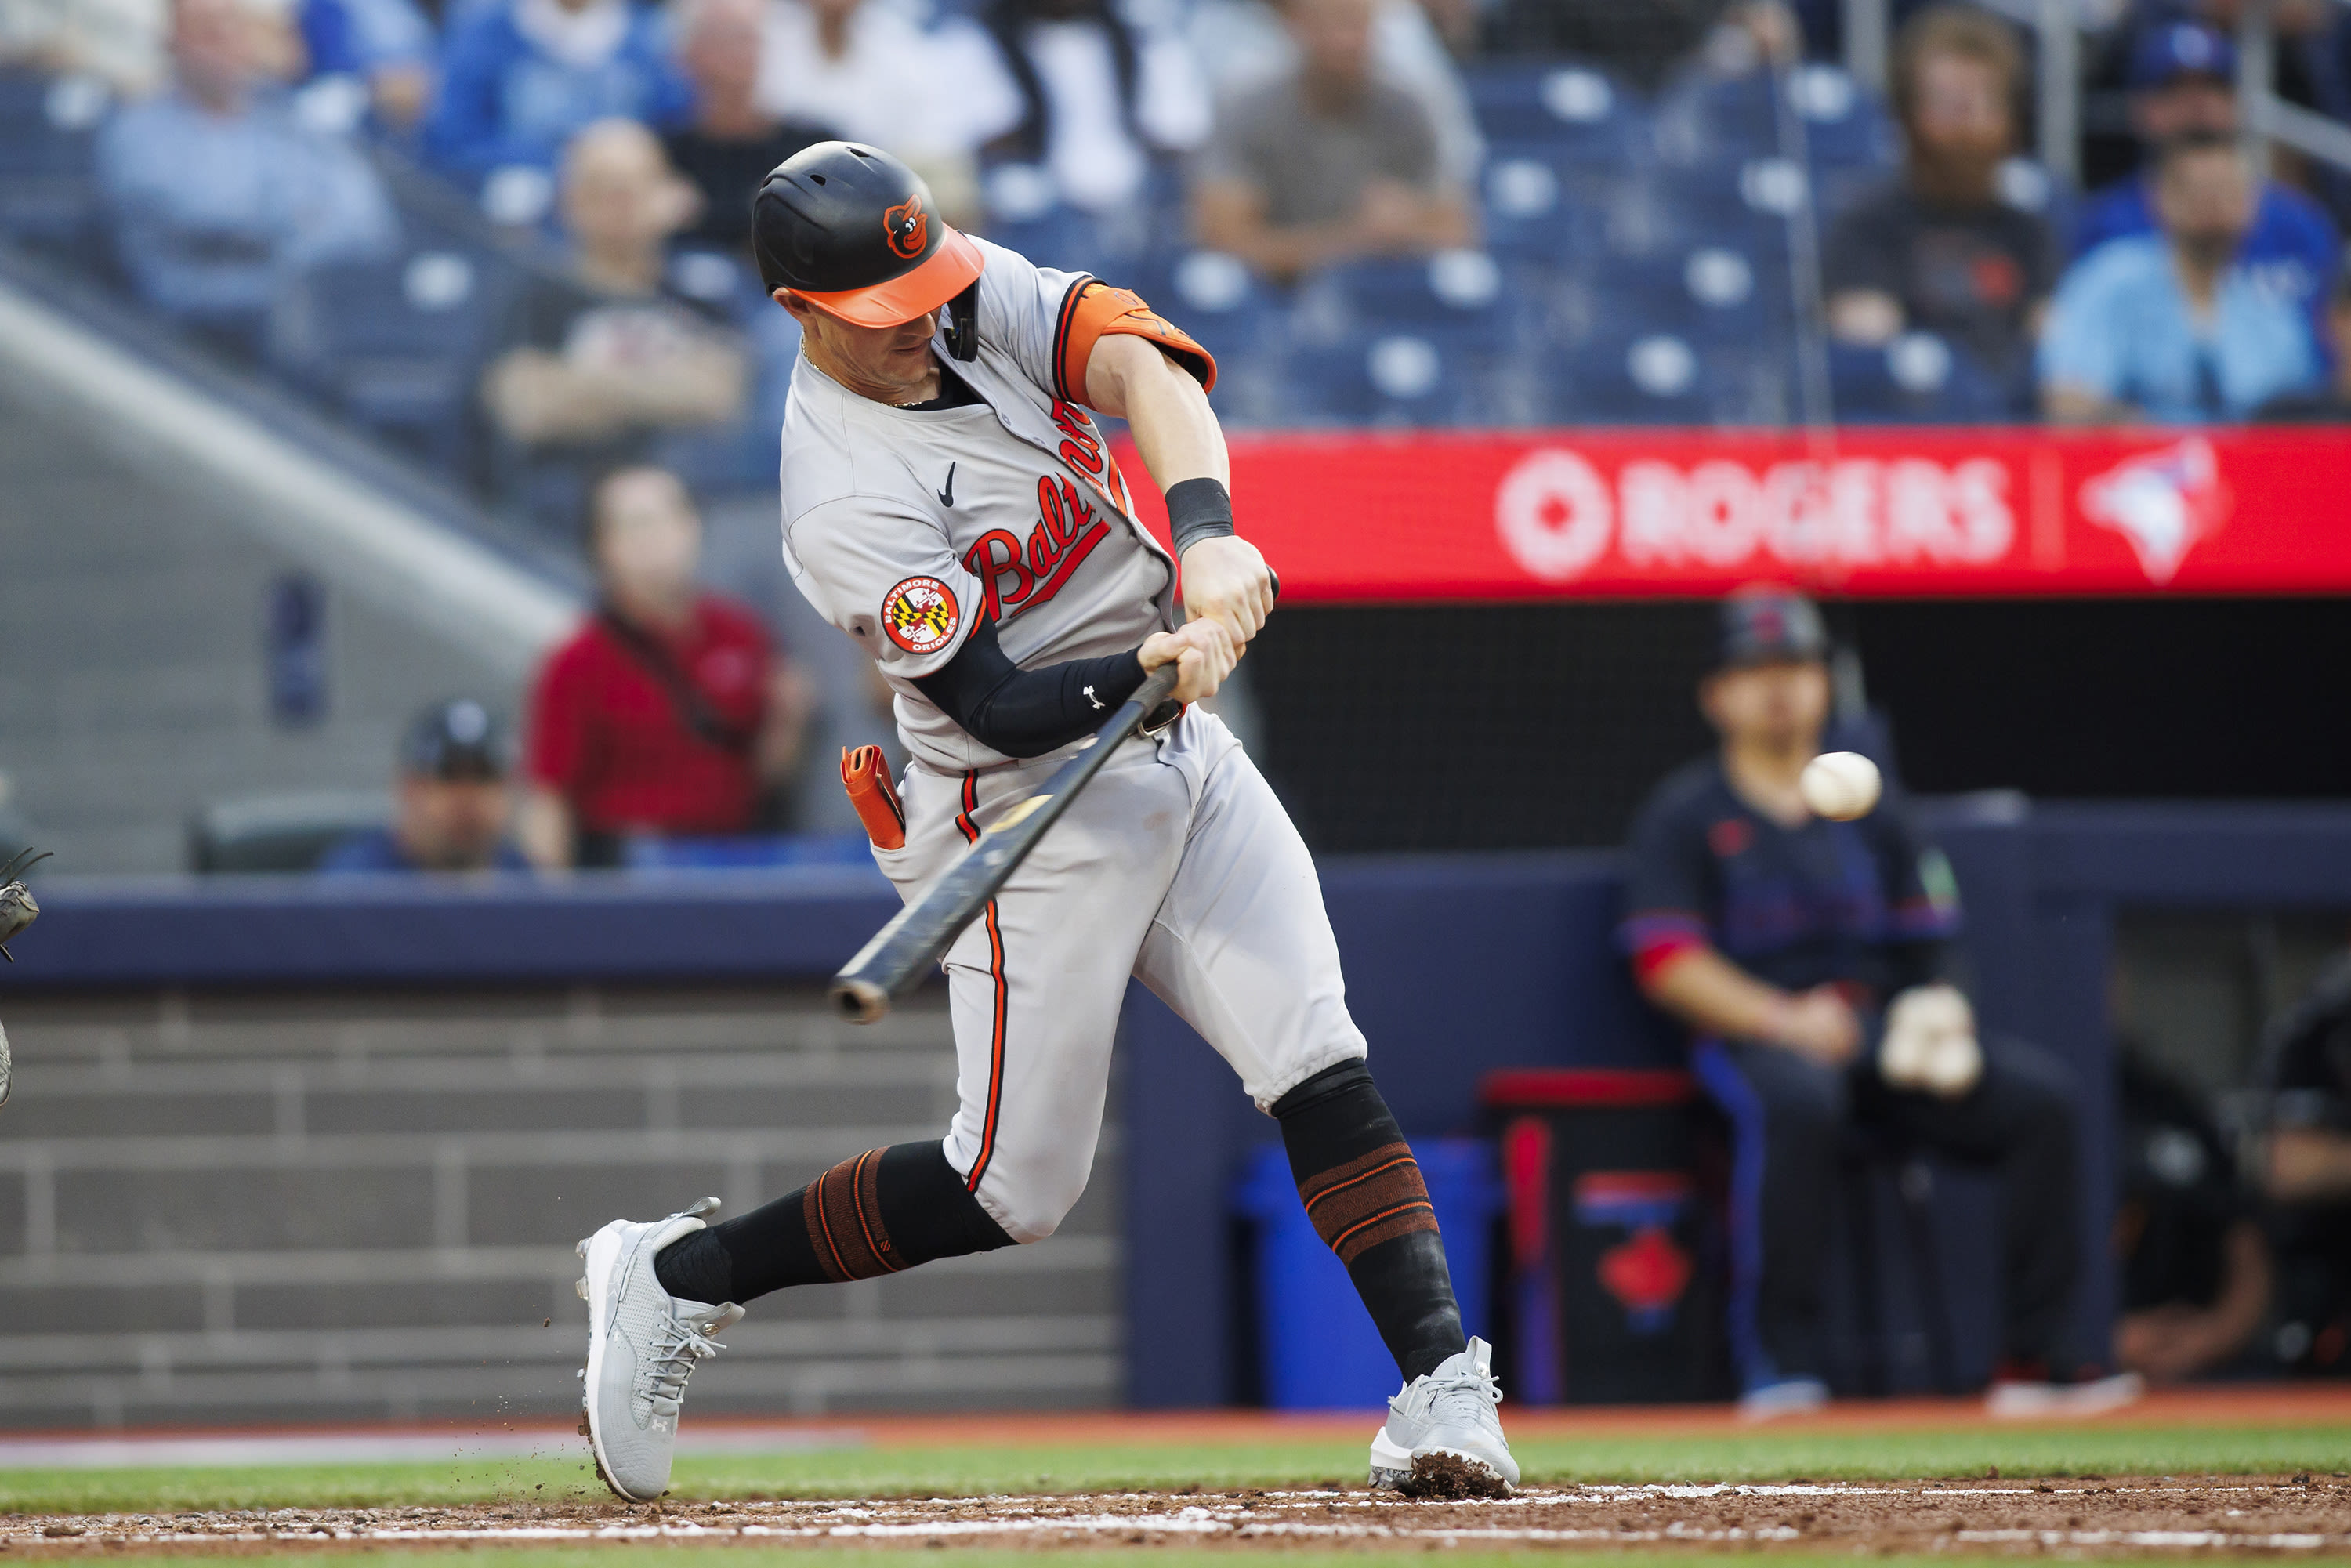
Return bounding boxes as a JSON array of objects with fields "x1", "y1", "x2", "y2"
[
  {"x1": 640, "y1": 1312, "x2": 728, "y2": 1417},
  {"x1": 1422, "y1": 1363, "x2": 1504, "y2": 1429}
]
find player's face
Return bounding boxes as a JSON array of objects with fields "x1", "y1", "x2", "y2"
[
  {"x1": 791, "y1": 299, "x2": 942, "y2": 397},
  {"x1": 1701, "y1": 659, "x2": 1831, "y2": 751},
  {"x1": 397, "y1": 775, "x2": 511, "y2": 871}
]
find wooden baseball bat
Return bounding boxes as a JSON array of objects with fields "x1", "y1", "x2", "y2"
[{"x1": 830, "y1": 663, "x2": 1182, "y2": 1023}]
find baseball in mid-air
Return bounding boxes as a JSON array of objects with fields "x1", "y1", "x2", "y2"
[{"x1": 1799, "y1": 751, "x2": 1882, "y2": 820}]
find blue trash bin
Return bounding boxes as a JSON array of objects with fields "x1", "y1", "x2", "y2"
[{"x1": 1235, "y1": 1138, "x2": 1501, "y2": 1409}]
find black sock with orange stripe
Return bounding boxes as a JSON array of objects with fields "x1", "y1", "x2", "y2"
[
  {"x1": 654, "y1": 1142, "x2": 1013, "y2": 1304},
  {"x1": 1272, "y1": 1059, "x2": 1468, "y2": 1382}
]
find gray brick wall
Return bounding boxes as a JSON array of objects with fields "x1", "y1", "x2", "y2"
[{"x1": 0, "y1": 985, "x2": 1121, "y2": 1427}]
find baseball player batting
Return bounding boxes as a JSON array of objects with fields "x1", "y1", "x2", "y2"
[{"x1": 574, "y1": 143, "x2": 1516, "y2": 1500}]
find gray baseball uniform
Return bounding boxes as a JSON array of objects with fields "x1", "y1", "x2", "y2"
[{"x1": 780, "y1": 238, "x2": 1367, "y2": 1243}]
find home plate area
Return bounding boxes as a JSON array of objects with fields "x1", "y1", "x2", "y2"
[{"x1": 6, "y1": 1478, "x2": 2351, "y2": 1554}]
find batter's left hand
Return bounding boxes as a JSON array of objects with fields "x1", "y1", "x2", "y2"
[{"x1": 1180, "y1": 535, "x2": 1274, "y2": 649}]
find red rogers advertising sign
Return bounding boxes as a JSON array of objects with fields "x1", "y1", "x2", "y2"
[{"x1": 1117, "y1": 427, "x2": 2351, "y2": 601}]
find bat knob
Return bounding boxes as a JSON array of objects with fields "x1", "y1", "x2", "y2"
[{"x1": 831, "y1": 976, "x2": 890, "y2": 1024}]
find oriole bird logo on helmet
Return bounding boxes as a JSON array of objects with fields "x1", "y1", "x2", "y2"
[{"x1": 884, "y1": 194, "x2": 928, "y2": 260}]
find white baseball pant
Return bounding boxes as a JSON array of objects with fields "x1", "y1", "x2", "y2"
[{"x1": 872, "y1": 708, "x2": 1368, "y2": 1244}]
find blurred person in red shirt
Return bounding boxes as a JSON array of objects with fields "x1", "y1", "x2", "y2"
[{"x1": 521, "y1": 465, "x2": 810, "y2": 867}]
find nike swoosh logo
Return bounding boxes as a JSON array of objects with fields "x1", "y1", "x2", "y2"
[{"x1": 937, "y1": 462, "x2": 956, "y2": 508}]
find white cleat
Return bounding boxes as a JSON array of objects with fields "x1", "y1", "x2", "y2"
[
  {"x1": 1986, "y1": 1369, "x2": 2144, "y2": 1420},
  {"x1": 1368, "y1": 1336, "x2": 1519, "y2": 1493},
  {"x1": 1737, "y1": 1375, "x2": 1830, "y2": 1422},
  {"x1": 577, "y1": 1196, "x2": 743, "y2": 1501}
]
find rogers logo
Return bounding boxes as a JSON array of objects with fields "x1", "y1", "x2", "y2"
[
  {"x1": 1495, "y1": 451, "x2": 1613, "y2": 580},
  {"x1": 1494, "y1": 447, "x2": 2017, "y2": 581}
]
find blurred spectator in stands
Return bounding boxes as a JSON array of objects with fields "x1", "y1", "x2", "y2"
[
  {"x1": 96, "y1": 0, "x2": 397, "y2": 355},
  {"x1": 318, "y1": 699, "x2": 534, "y2": 873},
  {"x1": 1824, "y1": 6, "x2": 2054, "y2": 393},
  {"x1": 0, "y1": 0, "x2": 167, "y2": 96},
  {"x1": 1622, "y1": 588, "x2": 2127, "y2": 1420},
  {"x1": 2074, "y1": 20, "x2": 2340, "y2": 325},
  {"x1": 422, "y1": 0, "x2": 689, "y2": 183},
  {"x1": 2041, "y1": 133, "x2": 2320, "y2": 422},
  {"x1": 480, "y1": 118, "x2": 749, "y2": 526},
  {"x1": 958, "y1": 0, "x2": 1212, "y2": 221},
  {"x1": 752, "y1": 0, "x2": 984, "y2": 220},
  {"x1": 2262, "y1": 271, "x2": 2351, "y2": 418},
  {"x1": 521, "y1": 466, "x2": 810, "y2": 867},
  {"x1": 663, "y1": 0, "x2": 832, "y2": 258},
  {"x1": 296, "y1": 0, "x2": 435, "y2": 130},
  {"x1": 2114, "y1": 1052, "x2": 2271, "y2": 1382},
  {"x1": 1186, "y1": 0, "x2": 1480, "y2": 190},
  {"x1": 1191, "y1": 0, "x2": 1473, "y2": 281}
]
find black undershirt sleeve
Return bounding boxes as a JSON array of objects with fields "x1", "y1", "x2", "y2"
[{"x1": 911, "y1": 613, "x2": 1147, "y2": 758}]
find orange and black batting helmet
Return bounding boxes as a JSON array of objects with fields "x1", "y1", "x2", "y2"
[{"x1": 753, "y1": 142, "x2": 985, "y2": 360}]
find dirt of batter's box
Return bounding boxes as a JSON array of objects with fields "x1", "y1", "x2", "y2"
[
  {"x1": 1393, "y1": 1450, "x2": 1511, "y2": 1500},
  {"x1": 5, "y1": 1475, "x2": 2351, "y2": 1555}
]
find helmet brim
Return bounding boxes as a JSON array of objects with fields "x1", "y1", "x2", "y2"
[{"x1": 788, "y1": 225, "x2": 985, "y2": 328}]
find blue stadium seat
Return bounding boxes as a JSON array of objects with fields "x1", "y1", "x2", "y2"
[
  {"x1": 1463, "y1": 62, "x2": 1647, "y2": 158},
  {"x1": 1826, "y1": 333, "x2": 2009, "y2": 423},
  {"x1": 1585, "y1": 241, "x2": 1791, "y2": 344},
  {"x1": 1541, "y1": 331, "x2": 1715, "y2": 424},
  {"x1": 0, "y1": 70, "x2": 110, "y2": 254},
  {"x1": 268, "y1": 242, "x2": 513, "y2": 471},
  {"x1": 1288, "y1": 331, "x2": 1477, "y2": 426},
  {"x1": 1651, "y1": 156, "x2": 1811, "y2": 250},
  {"x1": 1480, "y1": 145, "x2": 1609, "y2": 262},
  {"x1": 1292, "y1": 251, "x2": 1519, "y2": 350},
  {"x1": 1656, "y1": 63, "x2": 1899, "y2": 172}
]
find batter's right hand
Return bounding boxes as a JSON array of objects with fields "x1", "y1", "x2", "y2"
[{"x1": 1139, "y1": 621, "x2": 1237, "y2": 706}]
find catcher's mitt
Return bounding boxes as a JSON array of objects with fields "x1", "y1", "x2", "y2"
[{"x1": 0, "y1": 847, "x2": 47, "y2": 962}]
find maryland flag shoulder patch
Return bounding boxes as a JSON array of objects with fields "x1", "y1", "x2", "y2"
[{"x1": 881, "y1": 575, "x2": 961, "y2": 656}]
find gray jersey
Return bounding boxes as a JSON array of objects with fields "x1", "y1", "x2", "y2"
[{"x1": 779, "y1": 238, "x2": 1178, "y2": 775}]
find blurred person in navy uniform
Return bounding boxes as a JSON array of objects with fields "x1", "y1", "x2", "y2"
[
  {"x1": 2113, "y1": 1052, "x2": 2272, "y2": 1382},
  {"x1": 1620, "y1": 589, "x2": 2129, "y2": 1419},
  {"x1": 1824, "y1": 6, "x2": 2056, "y2": 397},
  {"x1": 2259, "y1": 950, "x2": 2351, "y2": 1374},
  {"x1": 2072, "y1": 21, "x2": 2339, "y2": 330},
  {"x1": 319, "y1": 700, "x2": 533, "y2": 873}
]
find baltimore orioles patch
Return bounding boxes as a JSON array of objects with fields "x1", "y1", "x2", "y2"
[{"x1": 881, "y1": 575, "x2": 960, "y2": 655}]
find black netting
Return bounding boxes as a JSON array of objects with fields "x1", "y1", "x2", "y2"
[{"x1": 1244, "y1": 601, "x2": 1719, "y2": 853}]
